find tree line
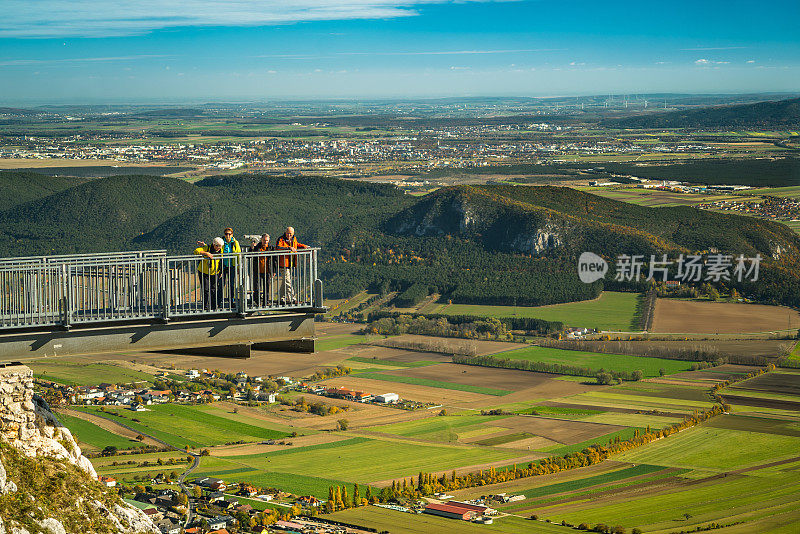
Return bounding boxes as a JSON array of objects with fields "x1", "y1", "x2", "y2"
[{"x1": 451, "y1": 354, "x2": 645, "y2": 382}]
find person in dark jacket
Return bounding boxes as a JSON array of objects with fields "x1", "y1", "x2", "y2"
[{"x1": 251, "y1": 233, "x2": 273, "y2": 307}]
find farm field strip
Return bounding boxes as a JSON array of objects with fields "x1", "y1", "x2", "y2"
[
  {"x1": 55, "y1": 411, "x2": 147, "y2": 451},
  {"x1": 508, "y1": 469, "x2": 693, "y2": 511},
  {"x1": 352, "y1": 371, "x2": 512, "y2": 396},
  {"x1": 543, "y1": 468, "x2": 800, "y2": 533},
  {"x1": 368, "y1": 414, "x2": 509, "y2": 439},
  {"x1": 315, "y1": 334, "x2": 373, "y2": 352},
  {"x1": 537, "y1": 427, "x2": 647, "y2": 455},
  {"x1": 569, "y1": 390, "x2": 715, "y2": 410},
  {"x1": 514, "y1": 464, "x2": 667, "y2": 500},
  {"x1": 73, "y1": 404, "x2": 290, "y2": 448},
  {"x1": 30, "y1": 361, "x2": 154, "y2": 386},
  {"x1": 615, "y1": 426, "x2": 800, "y2": 471},
  {"x1": 346, "y1": 357, "x2": 439, "y2": 368},
  {"x1": 330, "y1": 505, "x2": 572, "y2": 534},
  {"x1": 475, "y1": 431, "x2": 534, "y2": 446}
]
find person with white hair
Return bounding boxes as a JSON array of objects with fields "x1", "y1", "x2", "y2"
[{"x1": 194, "y1": 237, "x2": 225, "y2": 311}]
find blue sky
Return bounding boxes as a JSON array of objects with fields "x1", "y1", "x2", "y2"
[{"x1": 1, "y1": 0, "x2": 799, "y2": 103}]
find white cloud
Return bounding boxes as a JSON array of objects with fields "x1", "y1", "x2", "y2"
[
  {"x1": 695, "y1": 58, "x2": 729, "y2": 66},
  {"x1": 746, "y1": 59, "x2": 756, "y2": 63},
  {"x1": 1, "y1": 1, "x2": 512, "y2": 38}
]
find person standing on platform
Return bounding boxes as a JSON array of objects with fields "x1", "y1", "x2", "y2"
[
  {"x1": 275, "y1": 226, "x2": 308, "y2": 305},
  {"x1": 193, "y1": 237, "x2": 224, "y2": 310},
  {"x1": 251, "y1": 233, "x2": 273, "y2": 307},
  {"x1": 220, "y1": 227, "x2": 241, "y2": 306}
]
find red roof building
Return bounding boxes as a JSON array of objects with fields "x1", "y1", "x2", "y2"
[
  {"x1": 445, "y1": 500, "x2": 496, "y2": 515},
  {"x1": 424, "y1": 503, "x2": 475, "y2": 520}
]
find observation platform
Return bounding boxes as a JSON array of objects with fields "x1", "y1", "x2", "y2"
[{"x1": 0, "y1": 249, "x2": 326, "y2": 358}]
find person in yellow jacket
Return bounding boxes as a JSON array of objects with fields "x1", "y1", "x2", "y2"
[
  {"x1": 194, "y1": 237, "x2": 224, "y2": 310},
  {"x1": 220, "y1": 227, "x2": 241, "y2": 306}
]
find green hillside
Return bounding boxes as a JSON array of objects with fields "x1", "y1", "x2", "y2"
[
  {"x1": 0, "y1": 171, "x2": 90, "y2": 210},
  {"x1": 0, "y1": 174, "x2": 208, "y2": 255},
  {"x1": 0, "y1": 173, "x2": 798, "y2": 308}
]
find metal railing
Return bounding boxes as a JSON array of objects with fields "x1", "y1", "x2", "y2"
[{"x1": 0, "y1": 248, "x2": 322, "y2": 330}]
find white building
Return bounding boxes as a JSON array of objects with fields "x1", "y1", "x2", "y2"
[{"x1": 374, "y1": 393, "x2": 399, "y2": 404}]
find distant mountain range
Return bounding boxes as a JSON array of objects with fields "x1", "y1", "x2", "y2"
[
  {"x1": 604, "y1": 97, "x2": 800, "y2": 129},
  {"x1": 1, "y1": 172, "x2": 798, "y2": 307}
]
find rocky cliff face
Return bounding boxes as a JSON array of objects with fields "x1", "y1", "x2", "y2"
[{"x1": 0, "y1": 364, "x2": 158, "y2": 534}]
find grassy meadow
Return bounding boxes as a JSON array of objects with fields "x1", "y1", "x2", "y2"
[
  {"x1": 430, "y1": 291, "x2": 640, "y2": 331},
  {"x1": 493, "y1": 345, "x2": 692, "y2": 377}
]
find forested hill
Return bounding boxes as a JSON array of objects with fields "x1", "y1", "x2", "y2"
[
  {"x1": 0, "y1": 171, "x2": 91, "y2": 210},
  {"x1": 389, "y1": 185, "x2": 798, "y2": 258},
  {"x1": 0, "y1": 171, "x2": 798, "y2": 307},
  {"x1": 603, "y1": 96, "x2": 800, "y2": 129}
]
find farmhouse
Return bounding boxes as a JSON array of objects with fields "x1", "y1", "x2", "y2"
[
  {"x1": 424, "y1": 502, "x2": 475, "y2": 520},
  {"x1": 98, "y1": 476, "x2": 116, "y2": 487}
]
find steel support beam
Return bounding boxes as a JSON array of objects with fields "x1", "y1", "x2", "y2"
[{"x1": 0, "y1": 313, "x2": 315, "y2": 359}]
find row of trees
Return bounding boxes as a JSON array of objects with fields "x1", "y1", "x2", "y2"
[
  {"x1": 367, "y1": 311, "x2": 563, "y2": 335},
  {"x1": 324, "y1": 483, "x2": 374, "y2": 512},
  {"x1": 308, "y1": 365, "x2": 352, "y2": 381},
  {"x1": 364, "y1": 313, "x2": 561, "y2": 343},
  {"x1": 452, "y1": 354, "x2": 645, "y2": 382}
]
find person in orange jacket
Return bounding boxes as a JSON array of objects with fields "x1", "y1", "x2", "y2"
[{"x1": 275, "y1": 226, "x2": 308, "y2": 304}]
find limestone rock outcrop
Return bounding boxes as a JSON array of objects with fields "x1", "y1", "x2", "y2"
[{"x1": 0, "y1": 364, "x2": 158, "y2": 534}]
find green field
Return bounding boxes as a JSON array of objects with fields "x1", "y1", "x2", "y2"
[
  {"x1": 74, "y1": 404, "x2": 290, "y2": 448},
  {"x1": 30, "y1": 361, "x2": 154, "y2": 386},
  {"x1": 539, "y1": 427, "x2": 647, "y2": 455},
  {"x1": 492, "y1": 345, "x2": 691, "y2": 377},
  {"x1": 220, "y1": 436, "x2": 520, "y2": 484},
  {"x1": 615, "y1": 425, "x2": 800, "y2": 471},
  {"x1": 515, "y1": 405, "x2": 604, "y2": 417},
  {"x1": 315, "y1": 334, "x2": 372, "y2": 352},
  {"x1": 566, "y1": 389, "x2": 714, "y2": 412},
  {"x1": 55, "y1": 411, "x2": 147, "y2": 451},
  {"x1": 545, "y1": 462, "x2": 800, "y2": 533},
  {"x1": 431, "y1": 291, "x2": 640, "y2": 331},
  {"x1": 353, "y1": 371, "x2": 512, "y2": 396},
  {"x1": 519, "y1": 463, "x2": 666, "y2": 499},
  {"x1": 370, "y1": 414, "x2": 509, "y2": 442}
]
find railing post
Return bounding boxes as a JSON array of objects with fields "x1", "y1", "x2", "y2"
[
  {"x1": 60, "y1": 264, "x2": 71, "y2": 329},
  {"x1": 238, "y1": 253, "x2": 247, "y2": 316},
  {"x1": 161, "y1": 256, "x2": 171, "y2": 322}
]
